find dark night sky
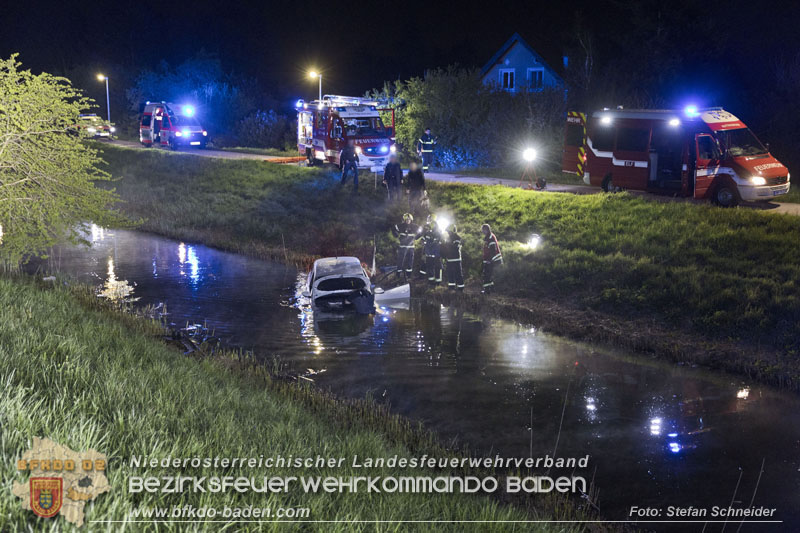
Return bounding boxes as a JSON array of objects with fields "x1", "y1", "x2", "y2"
[{"x1": 2, "y1": 0, "x2": 799, "y2": 110}]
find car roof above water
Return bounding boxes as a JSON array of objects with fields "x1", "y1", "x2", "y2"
[{"x1": 313, "y1": 257, "x2": 365, "y2": 278}]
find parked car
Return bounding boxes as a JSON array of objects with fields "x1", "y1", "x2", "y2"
[{"x1": 72, "y1": 113, "x2": 115, "y2": 139}]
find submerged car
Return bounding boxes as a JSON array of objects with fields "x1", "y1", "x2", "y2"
[{"x1": 304, "y1": 257, "x2": 374, "y2": 315}]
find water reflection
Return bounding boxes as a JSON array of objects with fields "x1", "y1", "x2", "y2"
[
  {"x1": 31, "y1": 229, "x2": 800, "y2": 526},
  {"x1": 97, "y1": 257, "x2": 137, "y2": 303}
]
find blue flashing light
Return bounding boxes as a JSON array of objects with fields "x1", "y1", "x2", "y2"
[
  {"x1": 684, "y1": 105, "x2": 699, "y2": 117},
  {"x1": 182, "y1": 105, "x2": 195, "y2": 117},
  {"x1": 295, "y1": 99, "x2": 304, "y2": 109},
  {"x1": 382, "y1": 316, "x2": 389, "y2": 322},
  {"x1": 182, "y1": 129, "x2": 190, "y2": 136},
  {"x1": 668, "y1": 432, "x2": 678, "y2": 438},
  {"x1": 668, "y1": 442, "x2": 681, "y2": 454}
]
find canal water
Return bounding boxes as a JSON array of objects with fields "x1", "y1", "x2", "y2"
[{"x1": 37, "y1": 228, "x2": 800, "y2": 530}]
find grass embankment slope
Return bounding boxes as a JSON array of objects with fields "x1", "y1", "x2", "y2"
[
  {"x1": 1, "y1": 277, "x2": 591, "y2": 531},
  {"x1": 100, "y1": 144, "x2": 800, "y2": 388}
]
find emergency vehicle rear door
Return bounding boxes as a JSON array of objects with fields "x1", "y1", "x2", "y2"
[
  {"x1": 694, "y1": 133, "x2": 720, "y2": 199},
  {"x1": 562, "y1": 112, "x2": 587, "y2": 177}
]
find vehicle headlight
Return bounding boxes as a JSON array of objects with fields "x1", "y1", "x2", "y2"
[
  {"x1": 356, "y1": 146, "x2": 362, "y2": 155},
  {"x1": 390, "y1": 144, "x2": 397, "y2": 153},
  {"x1": 87, "y1": 127, "x2": 96, "y2": 133},
  {"x1": 202, "y1": 130, "x2": 208, "y2": 136},
  {"x1": 175, "y1": 131, "x2": 182, "y2": 137},
  {"x1": 749, "y1": 176, "x2": 766, "y2": 186},
  {"x1": 110, "y1": 127, "x2": 116, "y2": 132}
]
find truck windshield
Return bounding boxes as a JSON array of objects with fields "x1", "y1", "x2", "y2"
[
  {"x1": 343, "y1": 117, "x2": 385, "y2": 137},
  {"x1": 715, "y1": 128, "x2": 767, "y2": 157}
]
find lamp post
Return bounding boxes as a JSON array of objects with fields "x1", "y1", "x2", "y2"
[
  {"x1": 97, "y1": 74, "x2": 110, "y2": 123},
  {"x1": 308, "y1": 71, "x2": 322, "y2": 101}
]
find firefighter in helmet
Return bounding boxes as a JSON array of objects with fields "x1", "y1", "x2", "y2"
[
  {"x1": 420, "y1": 214, "x2": 442, "y2": 285},
  {"x1": 481, "y1": 223, "x2": 503, "y2": 293},
  {"x1": 391, "y1": 212, "x2": 421, "y2": 280},
  {"x1": 416, "y1": 128, "x2": 436, "y2": 171},
  {"x1": 443, "y1": 223, "x2": 464, "y2": 291}
]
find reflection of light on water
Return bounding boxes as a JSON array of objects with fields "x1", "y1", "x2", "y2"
[
  {"x1": 187, "y1": 247, "x2": 200, "y2": 284},
  {"x1": 737, "y1": 387, "x2": 750, "y2": 399},
  {"x1": 649, "y1": 417, "x2": 662, "y2": 436},
  {"x1": 176, "y1": 243, "x2": 200, "y2": 285},
  {"x1": 97, "y1": 257, "x2": 137, "y2": 303},
  {"x1": 90, "y1": 223, "x2": 105, "y2": 242},
  {"x1": 294, "y1": 273, "x2": 324, "y2": 355}
]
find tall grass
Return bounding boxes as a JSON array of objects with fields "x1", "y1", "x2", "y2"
[{"x1": 1, "y1": 276, "x2": 599, "y2": 531}]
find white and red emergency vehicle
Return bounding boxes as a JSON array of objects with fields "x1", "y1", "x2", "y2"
[
  {"x1": 296, "y1": 95, "x2": 396, "y2": 171},
  {"x1": 139, "y1": 102, "x2": 208, "y2": 150},
  {"x1": 562, "y1": 107, "x2": 790, "y2": 206}
]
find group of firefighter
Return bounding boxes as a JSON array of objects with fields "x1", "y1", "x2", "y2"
[{"x1": 392, "y1": 213, "x2": 503, "y2": 294}]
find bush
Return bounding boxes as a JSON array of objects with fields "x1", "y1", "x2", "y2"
[{"x1": 235, "y1": 110, "x2": 291, "y2": 149}]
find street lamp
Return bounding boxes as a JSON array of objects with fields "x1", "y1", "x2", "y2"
[
  {"x1": 308, "y1": 70, "x2": 322, "y2": 101},
  {"x1": 97, "y1": 74, "x2": 110, "y2": 123}
]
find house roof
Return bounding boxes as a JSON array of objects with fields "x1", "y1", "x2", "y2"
[{"x1": 479, "y1": 32, "x2": 564, "y2": 85}]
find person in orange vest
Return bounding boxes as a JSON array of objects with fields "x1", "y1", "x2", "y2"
[{"x1": 481, "y1": 223, "x2": 503, "y2": 293}]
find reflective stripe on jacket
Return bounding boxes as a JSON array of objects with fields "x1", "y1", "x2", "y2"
[{"x1": 483, "y1": 233, "x2": 502, "y2": 263}]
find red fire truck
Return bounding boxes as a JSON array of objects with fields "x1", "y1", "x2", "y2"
[
  {"x1": 139, "y1": 102, "x2": 208, "y2": 150},
  {"x1": 562, "y1": 107, "x2": 790, "y2": 206},
  {"x1": 296, "y1": 95, "x2": 396, "y2": 171}
]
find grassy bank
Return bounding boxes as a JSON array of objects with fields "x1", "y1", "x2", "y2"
[
  {"x1": 1, "y1": 276, "x2": 596, "y2": 531},
  {"x1": 98, "y1": 144, "x2": 800, "y2": 386},
  {"x1": 447, "y1": 167, "x2": 586, "y2": 187}
]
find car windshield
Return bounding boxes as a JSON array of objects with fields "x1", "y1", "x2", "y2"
[
  {"x1": 343, "y1": 116, "x2": 385, "y2": 137},
  {"x1": 172, "y1": 115, "x2": 201, "y2": 127},
  {"x1": 715, "y1": 128, "x2": 767, "y2": 157}
]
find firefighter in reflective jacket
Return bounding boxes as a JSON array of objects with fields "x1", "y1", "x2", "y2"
[
  {"x1": 391, "y1": 213, "x2": 421, "y2": 280},
  {"x1": 416, "y1": 128, "x2": 436, "y2": 171},
  {"x1": 443, "y1": 224, "x2": 464, "y2": 290},
  {"x1": 481, "y1": 223, "x2": 502, "y2": 293},
  {"x1": 419, "y1": 214, "x2": 442, "y2": 284}
]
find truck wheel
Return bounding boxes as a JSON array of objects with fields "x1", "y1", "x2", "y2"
[
  {"x1": 306, "y1": 149, "x2": 315, "y2": 166},
  {"x1": 713, "y1": 184, "x2": 739, "y2": 207},
  {"x1": 602, "y1": 174, "x2": 619, "y2": 193}
]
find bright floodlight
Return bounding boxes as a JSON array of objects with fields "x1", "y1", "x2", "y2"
[
  {"x1": 182, "y1": 105, "x2": 195, "y2": 116},
  {"x1": 96, "y1": 73, "x2": 106, "y2": 81},
  {"x1": 436, "y1": 215, "x2": 451, "y2": 231},
  {"x1": 684, "y1": 105, "x2": 699, "y2": 117},
  {"x1": 308, "y1": 70, "x2": 319, "y2": 79},
  {"x1": 600, "y1": 116, "x2": 612, "y2": 125},
  {"x1": 668, "y1": 118, "x2": 681, "y2": 127},
  {"x1": 522, "y1": 148, "x2": 537, "y2": 162},
  {"x1": 527, "y1": 233, "x2": 542, "y2": 250}
]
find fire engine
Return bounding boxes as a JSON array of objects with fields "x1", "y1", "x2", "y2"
[
  {"x1": 296, "y1": 95, "x2": 396, "y2": 171},
  {"x1": 562, "y1": 107, "x2": 790, "y2": 207},
  {"x1": 139, "y1": 102, "x2": 208, "y2": 150}
]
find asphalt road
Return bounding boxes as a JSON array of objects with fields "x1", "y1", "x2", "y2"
[
  {"x1": 109, "y1": 139, "x2": 280, "y2": 161},
  {"x1": 107, "y1": 139, "x2": 800, "y2": 215}
]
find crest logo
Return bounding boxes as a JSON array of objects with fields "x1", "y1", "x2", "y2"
[{"x1": 30, "y1": 477, "x2": 63, "y2": 518}]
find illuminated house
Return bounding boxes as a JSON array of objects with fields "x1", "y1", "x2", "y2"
[{"x1": 480, "y1": 33, "x2": 565, "y2": 93}]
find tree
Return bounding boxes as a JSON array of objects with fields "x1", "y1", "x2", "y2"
[{"x1": 0, "y1": 55, "x2": 120, "y2": 264}]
